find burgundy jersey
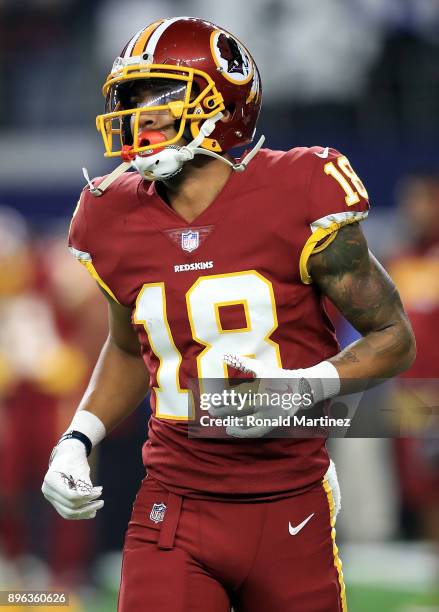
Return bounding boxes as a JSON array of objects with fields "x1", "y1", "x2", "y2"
[{"x1": 69, "y1": 146, "x2": 369, "y2": 499}]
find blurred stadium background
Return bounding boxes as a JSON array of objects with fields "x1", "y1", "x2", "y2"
[{"x1": 1, "y1": 0, "x2": 439, "y2": 610}]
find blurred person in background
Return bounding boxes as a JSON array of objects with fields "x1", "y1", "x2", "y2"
[
  {"x1": 388, "y1": 171, "x2": 439, "y2": 590},
  {"x1": 40, "y1": 15, "x2": 416, "y2": 612},
  {"x1": 0, "y1": 208, "x2": 105, "y2": 588}
]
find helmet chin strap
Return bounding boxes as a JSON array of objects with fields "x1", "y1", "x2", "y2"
[{"x1": 83, "y1": 112, "x2": 265, "y2": 197}]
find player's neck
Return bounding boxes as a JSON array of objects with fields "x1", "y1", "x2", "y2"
[{"x1": 159, "y1": 157, "x2": 233, "y2": 223}]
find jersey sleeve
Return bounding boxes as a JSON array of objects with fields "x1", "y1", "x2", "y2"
[
  {"x1": 299, "y1": 146, "x2": 370, "y2": 284},
  {"x1": 68, "y1": 188, "x2": 89, "y2": 255},
  {"x1": 68, "y1": 188, "x2": 120, "y2": 302}
]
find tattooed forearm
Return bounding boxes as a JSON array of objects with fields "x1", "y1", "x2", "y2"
[
  {"x1": 337, "y1": 350, "x2": 360, "y2": 364},
  {"x1": 311, "y1": 224, "x2": 397, "y2": 331},
  {"x1": 309, "y1": 223, "x2": 416, "y2": 392}
]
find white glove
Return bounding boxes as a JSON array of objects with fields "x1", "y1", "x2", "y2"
[
  {"x1": 42, "y1": 439, "x2": 104, "y2": 520},
  {"x1": 42, "y1": 410, "x2": 106, "y2": 519},
  {"x1": 211, "y1": 354, "x2": 340, "y2": 438}
]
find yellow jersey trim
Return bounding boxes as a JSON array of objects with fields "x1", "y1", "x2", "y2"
[
  {"x1": 299, "y1": 211, "x2": 368, "y2": 284},
  {"x1": 68, "y1": 247, "x2": 120, "y2": 304},
  {"x1": 323, "y1": 476, "x2": 348, "y2": 612}
]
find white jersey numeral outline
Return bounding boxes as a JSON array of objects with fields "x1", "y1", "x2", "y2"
[
  {"x1": 134, "y1": 271, "x2": 282, "y2": 420},
  {"x1": 324, "y1": 155, "x2": 369, "y2": 206}
]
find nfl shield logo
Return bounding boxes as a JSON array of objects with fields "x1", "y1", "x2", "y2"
[
  {"x1": 181, "y1": 229, "x2": 199, "y2": 253},
  {"x1": 150, "y1": 502, "x2": 167, "y2": 524}
]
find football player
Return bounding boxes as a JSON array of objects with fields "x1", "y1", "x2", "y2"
[{"x1": 42, "y1": 17, "x2": 415, "y2": 612}]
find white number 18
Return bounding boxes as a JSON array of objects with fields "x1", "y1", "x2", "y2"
[{"x1": 133, "y1": 271, "x2": 282, "y2": 420}]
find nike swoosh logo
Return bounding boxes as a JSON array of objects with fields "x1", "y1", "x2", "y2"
[
  {"x1": 288, "y1": 513, "x2": 315, "y2": 535},
  {"x1": 314, "y1": 147, "x2": 329, "y2": 159}
]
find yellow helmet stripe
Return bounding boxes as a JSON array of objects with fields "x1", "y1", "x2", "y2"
[
  {"x1": 122, "y1": 28, "x2": 143, "y2": 58},
  {"x1": 131, "y1": 20, "x2": 164, "y2": 57}
]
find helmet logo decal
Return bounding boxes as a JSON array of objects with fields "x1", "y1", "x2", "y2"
[{"x1": 210, "y1": 31, "x2": 253, "y2": 85}]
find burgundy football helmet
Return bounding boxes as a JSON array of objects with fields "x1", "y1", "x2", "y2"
[{"x1": 96, "y1": 16, "x2": 262, "y2": 159}]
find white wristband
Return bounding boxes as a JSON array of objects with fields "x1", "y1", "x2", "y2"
[
  {"x1": 297, "y1": 361, "x2": 340, "y2": 404},
  {"x1": 64, "y1": 410, "x2": 107, "y2": 448}
]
